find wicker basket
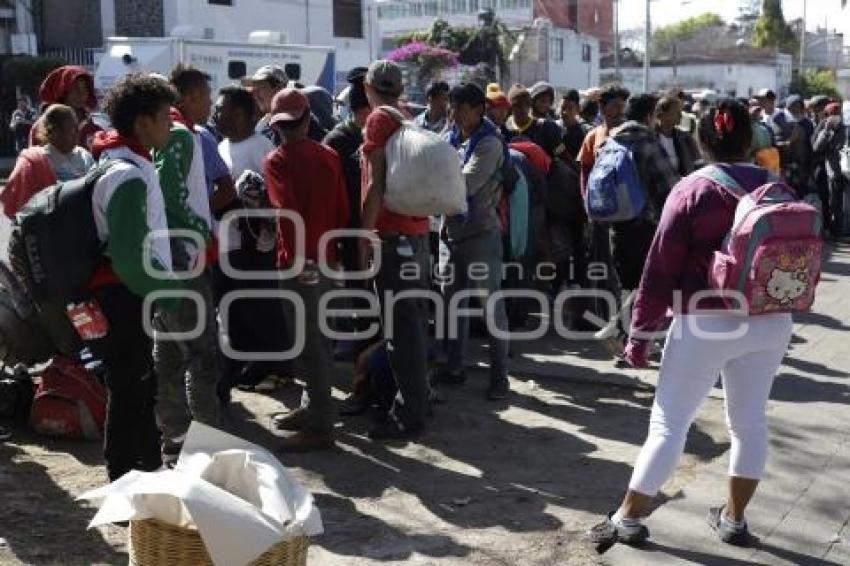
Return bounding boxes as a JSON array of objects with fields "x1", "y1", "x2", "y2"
[{"x1": 128, "y1": 518, "x2": 309, "y2": 566}]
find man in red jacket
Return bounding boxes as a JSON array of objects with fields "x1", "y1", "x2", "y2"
[{"x1": 264, "y1": 88, "x2": 349, "y2": 452}]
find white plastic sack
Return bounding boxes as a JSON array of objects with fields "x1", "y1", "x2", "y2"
[
  {"x1": 383, "y1": 112, "x2": 467, "y2": 217},
  {"x1": 78, "y1": 422, "x2": 322, "y2": 566}
]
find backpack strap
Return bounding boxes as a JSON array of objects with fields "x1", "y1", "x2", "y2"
[{"x1": 693, "y1": 164, "x2": 748, "y2": 199}]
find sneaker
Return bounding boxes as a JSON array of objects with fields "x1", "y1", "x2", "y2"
[
  {"x1": 586, "y1": 512, "x2": 650, "y2": 553},
  {"x1": 486, "y1": 378, "x2": 509, "y2": 401},
  {"x1": 338, "y1": 394, "x2": 369, "y2": 416},
  {"x1": 433, "y1": 368, "x2": 467, "y2": 386},
  {"x1": 707, "y1": 506, "x2": 752, "y2": 546}
]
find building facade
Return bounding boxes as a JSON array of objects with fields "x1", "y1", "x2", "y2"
[
  {"x1": 509, "y1": 20, "x2": 599, "y2": 91},
  {"x1": 36, "y1": 0, "x2": 379, "y2": 80}
]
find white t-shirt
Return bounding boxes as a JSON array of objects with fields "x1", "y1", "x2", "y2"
[
  {"x1": 219, "y1": 133, "x2": 275, "y2": 180},
  {"x1": 658, "y1": 133, "x2": 679, "y2": 173},
  {"x1": 218, "y1": 133, "x2": 276, "y2": 252}
]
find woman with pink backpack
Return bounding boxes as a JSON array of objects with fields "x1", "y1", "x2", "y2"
[{"x1": 588, "y1": 98, "x2": 822, "y2": 551}]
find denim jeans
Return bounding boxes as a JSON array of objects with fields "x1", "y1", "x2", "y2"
[
  {"x1": 444, "y1": 230, "x2": 509, "y2": 382},
  {"x1": 374, "y1": 234, "x2": 430, "y2": 430}
]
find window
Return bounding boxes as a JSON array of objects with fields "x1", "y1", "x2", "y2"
[
  {"x1": 582, "y1": 44, "x2": 592, "y2": 62},
  {"x1": 450, "y1": 0, "x2": 466, "y2": 13},
  {"x1": 333, "y1": 0, "x2": 363, "y2": 38},
  {"x1": 469, "y1": 0, "x2": 479, "y2": 11},
  {"x1": 208, "y1": 0, "x2": 233, "y2": 5},
  {"x1": 551, "y1": 38, "x2": 564, "y2": 62}
]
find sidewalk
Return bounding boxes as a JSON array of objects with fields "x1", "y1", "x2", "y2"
[
  {"x1": 0, "y1": 237, "x2": 847, "y2": 564},
  {"x1": 602, "y1": 241, "x2": 850, "y2": 565}
]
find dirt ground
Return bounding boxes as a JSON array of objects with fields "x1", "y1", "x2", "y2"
[{"x1": 0, "y1": 333, "x2": 732, "y2": 566}]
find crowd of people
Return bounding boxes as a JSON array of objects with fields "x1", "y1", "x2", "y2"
[{"x1": 0, "y1": 59, "x2": 846, "y2": 550}]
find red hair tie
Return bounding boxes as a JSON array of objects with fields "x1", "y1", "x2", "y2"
[{"x1": 714, "y1": 110, "x2": 735, "y2": 135}]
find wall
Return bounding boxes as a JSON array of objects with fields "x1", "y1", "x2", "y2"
[
  {"x1": 377, "y1": 0, "x2": 533, "y2": 35},
  {"x1": 39, "y1": 0, "x2": 103, "y2": 49},
  {"x1": 548, "y1": 28, "x2": 599, "y2": 91},
  {"x1": 509, "y1": 24, "x2": 599, "y2": 91},
  {"x1": 115, "y1": 0, "x2": 164, "y2": 37},
  {"x1": 534, "y1": 0, "x2": 612, "y2": 52},
  {"x1": 604, "y1": 59, "x2": 791, "y2": 98},
  {"x1": 162, "y1": 0, "x2": 378, "y2": 78}
]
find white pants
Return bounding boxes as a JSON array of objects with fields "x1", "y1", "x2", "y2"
[{"x1": 629, "y1": 313, "x2": 793, "y2": 496}]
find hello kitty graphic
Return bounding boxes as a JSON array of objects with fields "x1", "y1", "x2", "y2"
[{"x1": 766, "y1": 268, "x2": 809, "y2": 306}]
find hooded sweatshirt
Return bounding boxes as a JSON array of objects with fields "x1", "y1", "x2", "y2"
[
  {"x1": 88, "y1": 131, "x2": 178, "y2": 297},
  {"x1": 1, "y1": 147, "x2": 57, "y2": 219},
  {"x1": 32, "y1": 66, "x2": 102, "y2": 149}
]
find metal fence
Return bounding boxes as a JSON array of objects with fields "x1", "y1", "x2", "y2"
[{"x1": 40, "y1": 47, "x2": 102, "y2": 72}]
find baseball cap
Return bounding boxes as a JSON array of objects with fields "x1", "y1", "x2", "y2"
[
  {"x1": 269, "y1": 88, "x2": 309, "y2": 125},
  {"x1": 507, "y1": 84, "x2": 531, "y2": 104},
  {"x1": 243, "y1": 65, "x2": 288, "y2": 86},
  {"x1": 365, "y1": 60, "x2": 403, "y2": 97},
  {"x1": 756, "y1": 88, "x2": 776, "y2": 100}
]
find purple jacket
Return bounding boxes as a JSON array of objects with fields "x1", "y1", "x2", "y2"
[{"x1": 630, "y1": 163, "x2": 771, "y2": 335}]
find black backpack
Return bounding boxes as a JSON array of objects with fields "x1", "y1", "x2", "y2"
[
  {"x1": 545, "y1": 158, "x2": 584, "y2": 224},
  {"x1": 8, "y1": 160, "x2": 120, "y2": 306}
]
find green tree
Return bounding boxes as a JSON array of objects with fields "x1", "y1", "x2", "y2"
[
  {"x1": 651, "y1": 13, "x2": 725, "y2": 57},
  {"x1": 790, "y1": 69, "x2": 841, "y2": 99},
  {"x1": 752, "y1": 0, "x2": 798, "y2": 54}
]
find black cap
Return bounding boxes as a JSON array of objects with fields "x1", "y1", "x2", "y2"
[{"x1": 756, "y1": 88, "x2": 776, "y2": 100}]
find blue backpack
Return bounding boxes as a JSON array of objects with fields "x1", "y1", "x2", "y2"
[{"x1": 585, "y1": 138, "x2": 646, "y2": 222}]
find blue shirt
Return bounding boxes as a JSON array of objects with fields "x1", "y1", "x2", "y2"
[{"x1": 196, "y1": 126, "x2": 231, "y2": 195}]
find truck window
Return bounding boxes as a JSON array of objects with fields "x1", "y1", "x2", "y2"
[
  {"x1": 285, "y1": 64, "x2": 301, "y2": 82},
  {"x1": 228, "y1": 61, "x2": 247, "y2": 80}
]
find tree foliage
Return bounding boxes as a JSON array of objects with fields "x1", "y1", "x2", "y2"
[
  {"x1": 752, "y1": 0, "x2": 798, "y2": 54},
  {"x1": 2, "y1": 56, "x2": 66, "y2": 103},
  {"x1": 790, "y1": 69, "x2": 841, "y2": 100},
  {"x1": 395, "y1": 17, "x2": 516, "y2": 78},
  {"x1": 651, "y1": 13, "x2": 725, "y2": 57}
]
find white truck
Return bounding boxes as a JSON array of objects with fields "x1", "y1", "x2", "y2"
[{"x1": 94, "y1": 35, "x2": 336, "y2": 96}]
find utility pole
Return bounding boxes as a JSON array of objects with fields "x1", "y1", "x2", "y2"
[
  {"x1": 613, "y1": 0, "x2": 620, "y2": 77},
  {"x1": 643, "y1": 0, "x2": 650, "y2": 92},
  {"x1": 799, "y1": 0, "x2": 806, "y2": 73}
]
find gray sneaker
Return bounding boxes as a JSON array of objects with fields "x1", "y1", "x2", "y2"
[
  {"x1": 586, "y1": 512, "x2": 650, "y2": 554},
  {"x1": 707, "y1": 506, "x2": 752, "y2": 546}
]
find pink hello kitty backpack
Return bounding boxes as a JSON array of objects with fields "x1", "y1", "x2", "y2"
[{"x1": 695, "y1": 165, "x2": 823, "y2": 315}]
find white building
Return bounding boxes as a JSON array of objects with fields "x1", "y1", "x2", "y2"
[
  {"x1": 510, "y1": 20, "x2": 599, "y2": 91},
  {"x1": 376, "y1": 0, "x2": 533, "y2": 36},
  {"x1": 98, "y1": 0, "x2": 381, "y2": 85},
  {"x1": 602, "y1": 53, "x2": 794, "y2": 99}
]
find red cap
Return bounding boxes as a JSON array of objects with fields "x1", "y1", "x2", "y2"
[
  {"x1": 825, "y1": 102, "x2": 842, "y2": 117},
  {"x1": 270, "y1": 88, "x2": 309, "y2": 125}
]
